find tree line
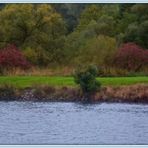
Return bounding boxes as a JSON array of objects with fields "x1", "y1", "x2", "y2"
[{"x1": 0, "y1": 4, "x2": 147, "y2": 75}]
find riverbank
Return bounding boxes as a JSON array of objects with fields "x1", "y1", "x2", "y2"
[{"x1": 0, "y1": 84, "x2": 147, "y2": 103}]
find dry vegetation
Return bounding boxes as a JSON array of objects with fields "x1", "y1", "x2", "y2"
[
  {"x1": 95, "y1": 84, "x2": 148, "y2": 103},
  {"x1": 0, "y1": 84, "x2": 147, "y2": 103},
  {"x1": 2, "y1": 67, "x2": 74, "y2": 76}
]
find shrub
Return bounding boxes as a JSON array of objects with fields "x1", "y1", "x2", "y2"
[
  {"x1": 114, "y1": 42, "x2": 148, "y2": 72},
  {"x1": 74, "y1": 65, "x2": 101, "y2": 102},
  {"x1": 0, "y1": 44, "x2": 30, "y2": 73}
]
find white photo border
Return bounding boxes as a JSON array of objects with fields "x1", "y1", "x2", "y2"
[{"x1": 0, "y1": 1, "x2": 148, "y2": 148}]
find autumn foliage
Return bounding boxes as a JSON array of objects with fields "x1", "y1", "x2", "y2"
[
  {"x1": 0, "y1": 45, "x2": 30, "y2": 70},
  {"x1": 115, "y1": 43, "x2": 148, "y2": 72}
]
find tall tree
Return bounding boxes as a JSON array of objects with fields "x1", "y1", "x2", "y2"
[
  {"x1": 77, "y1": 4, "x2": 120, "y2": 37},
  {"x1": 53, "y1": 4, "x2": 86, "y2": 32},
  {"x1": 121, "y1": 4, "x2": 148, "y2": 48},
  {"x1": 0, "y1": 4, "x2": 67, "y2": 65}
]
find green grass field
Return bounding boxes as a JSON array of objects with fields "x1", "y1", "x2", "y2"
[{"x1": 0, "y1": 76, "x2": 147, "y2": 88}]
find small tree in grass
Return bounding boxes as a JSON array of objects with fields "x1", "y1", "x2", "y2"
[{"x1": 74, "y1": 65, "x2": 101, "y2": 102}]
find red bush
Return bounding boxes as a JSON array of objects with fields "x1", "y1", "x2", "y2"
[
  {"x1": 115, "y1": 43, "x2": 148, "y2": 71},
  {"x1": 0, "y1": 44, "x2": 30, "y2": 69}
]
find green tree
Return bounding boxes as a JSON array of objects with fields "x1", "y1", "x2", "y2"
[
  {"x1": 118, "y1": 4, "x2": 148, "y2": 48},
  {"x1": 95, "y1": 15, "x2": 116, "y2": 37},
  {"x1": 74, "y1": 35, "x2": 117, "y2": 68},
  {"x1": 123, "y1": 21, "x2": 148, "y2": 49},
  {"x1": 64, "y1": 21, "x2": 98, "y2": 66},
  {"x1": 131, "y1": 4, "x2": 148, "y2": 22},
  {"x1": 77, "y1": 5, "x2": 103, "y2": 31},
  {"x1": 74, "y1": 65, "x2": 101, "y2": 102},
  {"x1": 77, "y1": 4, "x2": 119, "y2": 36},
  {"x1": 53, "y1": 4, "x2": 86, "y2": 32},
  {"x1": 0, "y1": 4, "x2": 67, "y2": 65}
]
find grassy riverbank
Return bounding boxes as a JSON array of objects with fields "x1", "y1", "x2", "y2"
[{"x1": 0, "y1": 76, "x2": 147, "y2": 88}]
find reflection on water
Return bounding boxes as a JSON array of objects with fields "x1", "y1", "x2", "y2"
[{"x1": 0, "y1": 101, "x2": 148, "y2": 144}]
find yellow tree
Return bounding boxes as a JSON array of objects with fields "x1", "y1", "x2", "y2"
[{"x1": 0, "y1": 4, "x2": 66, "y2": 65}]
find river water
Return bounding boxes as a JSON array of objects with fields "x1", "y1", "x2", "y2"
[{"x1": 0, "y1": 101, "x2": 148, "y2": 144}]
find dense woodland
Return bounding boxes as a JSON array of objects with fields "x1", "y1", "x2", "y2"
[{"x1": 0, "y1": 4, "x2": 148, "y2": 76}]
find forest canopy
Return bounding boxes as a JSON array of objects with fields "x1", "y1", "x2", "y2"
[{"x1": 0, "y1": 4, "x2": 147, "y2": 75}]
